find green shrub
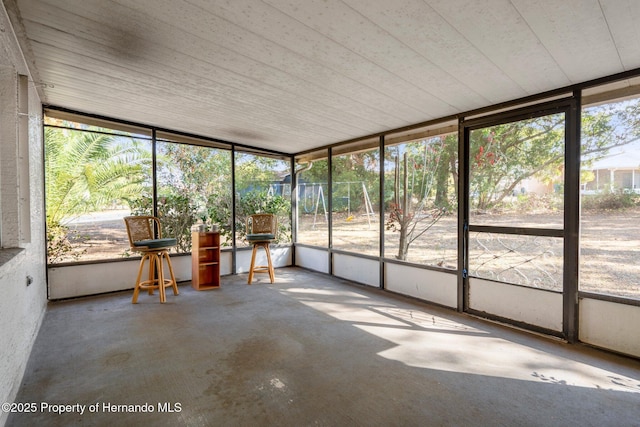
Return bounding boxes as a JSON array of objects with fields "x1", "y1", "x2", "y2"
[
  {"x1": 513, "y1": 193, "x2": 563, "y2": 214},
  {"x1": 129, "y1": 194, "x2": 199, "y2": 253},
  {"x1": 207, "y1": 191, "x2": 290, "y2": 245},
  {"x1": 582, "y1": 190, "x2": 640, "y2": 211},
  {"x1": 46, "y1": 221, "x2": 87, "y2": 264}
]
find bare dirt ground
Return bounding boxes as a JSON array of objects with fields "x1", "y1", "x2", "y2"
[
  {"x1": 64, "y1": 208, "x2": 639, "y2": 299},
  {"x1": 299, "y1": 208, "x2": 640, "y2": 298},
  {"x1": 579, "y1": 207, "x2": 640, "y2": 297}
]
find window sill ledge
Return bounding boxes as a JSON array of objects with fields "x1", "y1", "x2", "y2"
[{"x1": 0, "y1": 248, "x2": 24, "y2": 268}]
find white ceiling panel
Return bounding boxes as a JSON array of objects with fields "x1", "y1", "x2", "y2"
[
  {"x1": 4, "y1": 0, "x2": 640, "y2": 153},
  {"x1": 427, "y1": 0, "x2": 572, "y2": 94},
  {"x1": 260, "y1": 0, "x2": 483, "y2": 111},
  {"x1": 342, "y1": 0, "x2": 526, "y2": 104},
  {"x1": 512, "y1": 0, "x2": 622, "y2": 82},
  {"x1": 600, "y1": 0, "x2": 640, "y2": 71}
]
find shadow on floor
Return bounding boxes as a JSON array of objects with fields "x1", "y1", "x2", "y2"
[{"x1": 8, "y1": 267, "x2": 640, "y2": 426}]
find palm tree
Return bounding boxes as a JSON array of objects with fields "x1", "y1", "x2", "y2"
[{"x1": 45, "y1": 125, "x2": 150, "y2": 261}]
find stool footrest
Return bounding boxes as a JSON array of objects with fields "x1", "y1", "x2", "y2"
[
  {"x1": 247, "y1": 243, "x2": 275, "y2": 284},
  {"x1": 132, "y1": 250, "x2": 179, "y2": 304}
]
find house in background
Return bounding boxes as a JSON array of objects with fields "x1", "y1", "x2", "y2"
[{"x1": 583, "y1": 140, "x2": 640, "y2": 193}]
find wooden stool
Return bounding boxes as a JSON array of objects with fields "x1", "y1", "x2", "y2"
[
  {"x1": 132, "y1": 248, "x2": 179, "y2": 303},
  {"x1": 248, "y1": 241, "x2": 275, "y2": 284},
  {"x1": 124, "y1": 216, "x2": 179, "y2": 303},
  {"x1": 246, "y1": 214, "x2": 277, "y2": 284}
]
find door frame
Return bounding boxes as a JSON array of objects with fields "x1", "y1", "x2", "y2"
[{"x1": 457, "y1": 95, "x2": 580, "y2": 342}]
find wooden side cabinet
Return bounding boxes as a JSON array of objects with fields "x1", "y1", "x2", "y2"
[{"x1": 191, "y1": 231, "x2": 220, "y2": 290}]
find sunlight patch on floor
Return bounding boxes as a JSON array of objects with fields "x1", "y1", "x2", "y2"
[
  {"x1": 356, "y1": 324, "x2": 640, "y2": 393},
  {"x1": 278, "y1": 287, "x2": 370, "y2": 299},
  {"x1": 279, "y1": 282, "x2": 640, "y2": 394},
  {"x1": 299, "y1": 301, "x2": 408, "y2": 326}
]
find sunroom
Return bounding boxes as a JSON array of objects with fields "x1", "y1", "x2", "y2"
[{"x1": 1, "y1": 0, "x2": 639, "y2": 425}]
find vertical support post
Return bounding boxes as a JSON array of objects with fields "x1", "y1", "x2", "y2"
[
  {"x1": 379, "y1": 135, "x2": 385, "y2": 290},
  {"x1": 151, "y1": 128, "x2": 161, "y2": 290},
  {"x1": 231, "y1": 146, "x2": 237, "y2": 275},
  {"x1": 151, "y1": 129, "x2": 158, "y2": 219},
  {"x1": 328, "y1": 147, "x2": 333, "y2": 275},
  {"x1": 564, "y1": 94, "x2": 581, "y2": 343},
  {"x1": 458, "y1": 118, "x2": 469, "y2": 313},
  {"x1": 291, "y1": 155, "x2": 297, "y2": 266}
]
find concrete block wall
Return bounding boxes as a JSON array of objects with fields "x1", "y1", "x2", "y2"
[{"x1": 0, "y1": 4, "x2": 47, "y2": 426}]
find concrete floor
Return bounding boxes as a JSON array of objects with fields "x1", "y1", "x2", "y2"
[{"x1": 7, "y1": 267, "x2": 640, "y2": 426}]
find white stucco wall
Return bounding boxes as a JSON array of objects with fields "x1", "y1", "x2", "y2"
[
  {"x1": 235, "y1": 245, "x2": 292, "y2": 275},
  {"x1": 385, "y1": 263, "x2": 457, "y2": 308},
  {"x1": 48, "y1": 245, "x2": 291, "y2": 300},
  {"x1": 580, "y1": 298, "x2": 640, "y2": 358},
  {"x1": 333, "y1": 253, "x2": 380, "y2": 287},
  {"x1": 0, "y1": 7, "x2": 47, "y2": 424},
  {"x1": 47, "y1": 252, "x2": 232, "y2": 299},
  {"x1": 295, "y1": 246, "x2": 329, "y2": 274},
  {"x1": 468, "y1": 277, "x2": 563, "y2": 332}
]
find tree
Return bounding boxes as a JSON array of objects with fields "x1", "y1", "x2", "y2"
[
  {"x1": 157, "y1": 143, "x2": 232, "y2": 202},
  {"x1": 45, "y1": 127, "x2": 149, "y2": 225},
  {"x1": 385, "y1": 138, "x2": 451, "y2": 261},
  {"x1": 469, "y1": 102, "x2": 640, "y2": 212},
  {"x1": 232, "y1": 153, "x2": 292, "y2": 244},
  {"x1": 207, "y1": 191, "x2": 291, "y2": 245},
  {"x1": 151, "y1": 143, "x2": 233, "y2": 251},
  {"x1": 469, "y1": 114, "x2": 565, "y2": 211},
  {"x1": 434, "y1": 134, "x2": 458, "y2": 209},
  {"x1": 45, "y1": 125, "x2": 150, "y2": 262},
  {"x1": 332, "y1": 150, "x2": 380, "y2": 213},
  {"x1": 131, "y1": 148, "x2": 293, "y2": 250},
  {"x1": 235, "y1": 152, "x2": 286, "y2": 191}
]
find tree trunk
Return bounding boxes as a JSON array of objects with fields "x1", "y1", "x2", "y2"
[
  {"x1": 397, "y1": 153, "x2": 410, "y2": 260},
  {"x1": 434, "y1": 150, "x2": 449, "y2": 207},
  {"x1": 397, "y1": 225, "x2": 409, "y2": 260}
]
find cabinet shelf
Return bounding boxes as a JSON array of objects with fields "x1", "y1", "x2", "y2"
[
  {"x1": 195, "y1": 284, "x2": 220, "y2": 290},
  {"x1": 192, "y1": 231, "x2": 220, "y2": 290}
]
